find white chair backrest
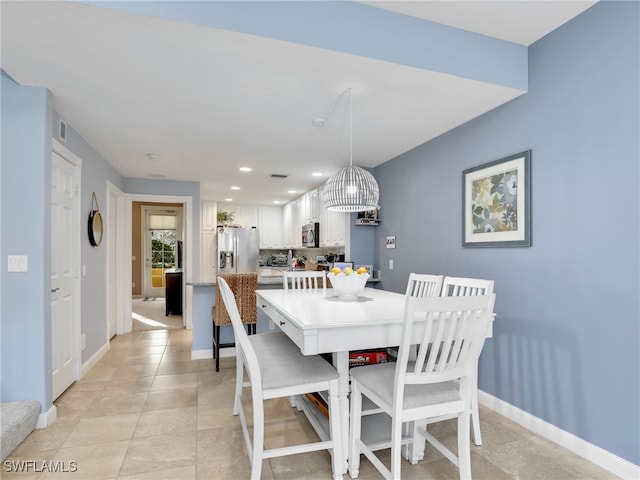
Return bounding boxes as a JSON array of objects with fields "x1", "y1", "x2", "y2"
[
  {"x1": 441, "y1": 276, "x2": 494, "y2": 297},
  {"x1": 217, "y1": 277, "x2": 261, "y2": 384},
  {"x1": 405, "y1": 273, "x2": 444, "y2": 298},
  {"x1": 394, "y1": 294, "x2": 495, "y2": 398},
  {"x1": 283, "y1": 270, "x2": 326, "y2": 290}
]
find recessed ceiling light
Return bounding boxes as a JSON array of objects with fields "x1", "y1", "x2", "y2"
[
  {"x1": 312, "y1": 172, "x2": 323, "y2": 177},
  {"x1": 288, "y1": 190, "x2": 297, "y2": 194},
  {"x1": 273, "y1": 200, "x2": 281, "y2": 204},
  {"x1": 146, "y1": 153, "x2": 160, "y2": 160},
  {"x1": 225, "y1": 198, "x2": 233, "y2": 202},
  {"x1": 231, "y1": 186, "x2": 240, "y2": 190},
  {"x1": 239, "y1": 167, "x2": 252, "y2": 172}
]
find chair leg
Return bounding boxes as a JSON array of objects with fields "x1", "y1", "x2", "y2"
[
  {"x1": 408, "y1": 419, "x2": 426, "y2": 464},
  {"x1": 471, "y1": 362, "x2": 482, "y2": 445},
  {"x1": 458, "y1": 409, "x2": 472, "y2": 480},
  {"x1": 233, "y1": 353, "x2": 243, "y2": 416},
  {"x1": 250, "y1": 392, "x2": 265, "y2": 480},
  {"x1": 215, "y1": 325, "x2": 220, "y2": 372},
  {"x1": 390, "y1": 416, "x2": 403, "y2": 480}
]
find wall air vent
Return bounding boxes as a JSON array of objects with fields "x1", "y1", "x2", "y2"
[
  {"x1": 59, "y1": 118, "x2": 67, "y2": 143},
  {"x1": 269, "y1": 174, "x2": 289, "y2": 179}
]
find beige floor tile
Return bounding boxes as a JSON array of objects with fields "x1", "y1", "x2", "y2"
[
  {"x1": 150, "y1": 373, "x2": 199, "y2": 391},
  {"x1": 143, "y1": 387, "x2": 198, "y2": 411},
  {"x1": 118, "y1": 465, "x2": 196, "y2": 480},
  {"x1": 40, "y1": 440, "x2": 130, "y2": 479},
  {"x1": 197, "y1": 458, "x2": 273, "y2": 480},
  {"x1": 156, "y1": 360, "x2": 199, "y2": 375},
  {"x1": 196, "y1": 426, "x2": 247, "y2": 465},
  {"x1": 133, "y1": 406, "x2": 197, "y2": 438},
  {"x1": 119, "y1": 431, "x2": 197, "y2": 477},
  {"x1": 62, "y1": 413, "x2": 139, "y2": 447},
  {"x1": 196, "y1": 404, "x2": 235, "y2": 431},
  {"x1": 84, "y1": 392, "x2": 148, "y2": 418}
]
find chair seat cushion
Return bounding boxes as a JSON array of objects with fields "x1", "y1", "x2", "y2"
[
  {"x1": 350, "y1": 362, "x2": 460, "y2": 409},
  {"x1": 249, "y1": 332, "x2": 338, "y2": 389}
]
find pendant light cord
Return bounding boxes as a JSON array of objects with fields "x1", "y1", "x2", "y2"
[{"x1": 348, "y1": 88, "x2": 353, "y2": 167}]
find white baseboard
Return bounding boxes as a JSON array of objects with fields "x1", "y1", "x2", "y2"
[
  {"x1": 479, "y1": 390, "x2": 640, "y2": 479},
  {"x1": 36, "y1": 404, "x2": 57, "y2": 429},
  {"x1": 191, "y1": 347, "x2": 236, "y2": 360},
  {"x1": 80, "y1": 341, "x2": 109, "y2": 378},
  {"x1": 191, "y1": 348, "x2": 213, "y2": 360}
]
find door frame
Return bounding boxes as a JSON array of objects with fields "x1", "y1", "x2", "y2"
[
  {"x1": 51, "y1": 139, "x2": 82, "y2": 390},
  {"x1": 106, "y1": 181, "x2": 126, "y2": 338},
  {"x1": 119, "y1": 193, "x2": 193, "y2": 334}
]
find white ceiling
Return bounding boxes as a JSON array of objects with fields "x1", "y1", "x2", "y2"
[{"x1": 1, "y1": 1, "x2": 596, "y2": 205}]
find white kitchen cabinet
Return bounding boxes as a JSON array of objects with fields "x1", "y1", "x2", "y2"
[
  {"x1": 258, "y1": 206, "x2": 283, "y2": 248},
  {"x1": 201, "y1": 201, "x2": 217, "y2": 230},
  {"x1": 303, "y1": 189, "x2": 319, "y2": 224},
  {"x1": 282, "y1": 203, "x2": 293, "y2": 248},
  {"x1": 231, "y1": 204, "x2": 259, "y2": 228},
  {"x1": 201, "y1": 228, "x2": 217, "y2": 282},
  {"x1": 317, "y1": 190, "x2": 346, "y2": 246}
]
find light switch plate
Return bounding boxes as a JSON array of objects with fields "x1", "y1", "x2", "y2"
[{"x1": 8, "y1": 255, "x2": 28, "y2": 272}]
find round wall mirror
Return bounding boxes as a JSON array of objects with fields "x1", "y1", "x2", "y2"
[
  {"x1": 88, "y1": 192, "x2": 103, "y2": 246},
  {"x1": 88, "y1": 209, "x2": 103, "y2": 246}
]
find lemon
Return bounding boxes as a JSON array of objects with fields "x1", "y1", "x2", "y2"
[
  {"x1": 331, "y1": 267, "x2": 342, "y2": 275},
  {"x1": 343, "y1": 267, "x2": 353, "y2": 276},
  {"x1": 357, "y1": 267, "x2": 368, "y2": 275}
]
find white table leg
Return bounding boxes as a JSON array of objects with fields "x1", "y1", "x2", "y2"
[{"x1": 334, "y1": 350, "x2": 350, "y2": 474}]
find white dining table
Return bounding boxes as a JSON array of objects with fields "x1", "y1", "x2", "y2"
[
  {"x1": 256, "y1": 286, "x2": 495, "y2": 472},
  {"x1": 256, "y1": 287, "x2": 411, "y2": 471}
]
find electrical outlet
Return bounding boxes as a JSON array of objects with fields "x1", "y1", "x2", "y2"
[
  {"x1": 81, "y1": 334, "x2": 86, "y2": 350},
  {"x1": 7, "y1": 255, "x2": 28, "y2": 272},
  {"x1": 132, "y1": 282, "x2": 136, "y2": 288}
]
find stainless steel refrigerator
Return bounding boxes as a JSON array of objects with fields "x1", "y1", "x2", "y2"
[{"x1": 216, "y1": 227, "x2": 260, "y2": 275}]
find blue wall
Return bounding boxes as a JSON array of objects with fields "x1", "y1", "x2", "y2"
[
  {"x1": 373, "y1": 1, "x2": 639, "y2": 465},
  {"x1": 1, "y1": 73, "x2": 53, "y2": 410},
  {"x1": 52, "y1": 111, "x2": 125, "y2": 364}
]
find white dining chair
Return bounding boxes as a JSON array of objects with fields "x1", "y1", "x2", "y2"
[
  {"x1": 283, "y1": 270, "x2": 326, "y2": 290},
  {"x1": 405, "y1": 273, "x2": 444, "y2": 298},
  {"x1": 441, "y1": 276, "x2": 495, "y2": 446},
  {"x1": 348, "y1": 294, "x2": 495, "y2": 480},
  {"x1": 217, "y1": 277, "x2": 343, "y2": 480}
]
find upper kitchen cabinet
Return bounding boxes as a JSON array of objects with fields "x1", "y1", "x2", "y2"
[
  {"x1": 303, "y1": 189, "x2": 319, "y2": 224},
  {"x1": 317, "y1": 189, "x2": 346, "y2": 247},
  {"x1": 201, "y1": 201, "x2": 217, "y2": 230},
  {"x1": 232, "y1": 205, "x2": 259, "y2": 228},
  {"x1": 258, "y1": 206, "x2": 283, "y2": 249}
]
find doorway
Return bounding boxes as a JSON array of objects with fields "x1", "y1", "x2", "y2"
[
  {"x1": 141, "y1": 206, "x2": 183, "y2": 299},
  {"x1": 115, "y1": 194, "x2": 193, "y2": 336}
]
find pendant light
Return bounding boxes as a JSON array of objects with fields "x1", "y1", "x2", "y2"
[{"x1": 323, "y1": 89, "x2": 379, "y2": 212}]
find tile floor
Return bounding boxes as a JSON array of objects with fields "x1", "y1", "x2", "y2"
[{"x1": 4, "y1": 303, "x2": 617, "y2": 479}]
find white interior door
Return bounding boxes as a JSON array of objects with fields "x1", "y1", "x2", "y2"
[{"x1": 51, "y1": 150, "x2": 78, "y2": 400}]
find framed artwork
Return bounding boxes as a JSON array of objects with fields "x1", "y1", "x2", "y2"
[
  {"x1": 386, "y1": 236, "x2": 396, "y2": 249},
  {"x1": 463, "y1": 150, "x2": 531, "y2": 247}
]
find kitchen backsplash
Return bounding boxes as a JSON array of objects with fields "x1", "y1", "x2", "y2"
[{"x1": 260, "y1": 247, "x2": 345, "y2": 266}]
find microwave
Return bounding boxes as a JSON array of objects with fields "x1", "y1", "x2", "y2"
[{"x1": 301, "y1": 222, "x2": 319, "y2": 248}]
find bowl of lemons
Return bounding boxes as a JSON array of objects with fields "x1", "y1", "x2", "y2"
[{"x1": 327, "y1": 266, "x2": 370, "y2": 301}]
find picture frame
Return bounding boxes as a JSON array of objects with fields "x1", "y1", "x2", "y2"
[
  {"x1": 463, "y1": 150, "x2": 531, "y2": 247},
  {"x1": 386, "y1": 236, "x2": 396, "y2": 249}
]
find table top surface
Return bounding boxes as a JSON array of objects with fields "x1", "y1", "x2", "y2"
[{"x1": 256, "y1": 287, "x2": 406, "y2": 330}]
